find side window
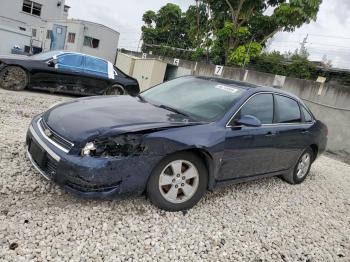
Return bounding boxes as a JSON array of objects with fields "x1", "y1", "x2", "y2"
[
  {"x1": 301, "y1": 106, "x2": 313, "y2": 122},
  {"x1": 57, "y1": 54, "x2": 83, "y2": 68},
  {"x1": 237, "y1": 94, "x2": 274, "y2": 124},
  {"x1": 275, "y1": 95, "x2": 301, "y2": 123},
  {"x1": 85, "y1": 56, "x2": 108, "y2": 75}
]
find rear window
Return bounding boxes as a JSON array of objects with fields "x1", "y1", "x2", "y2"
[
  {"x1": 85, "y1": 56, "x2": 107, "y2": 73},
  {"x1": 275, "y1": 95, "x2": 301, "y2": 123},
  {"x1": 301, "y1": 106, "x2": 313, "y2": 122}
]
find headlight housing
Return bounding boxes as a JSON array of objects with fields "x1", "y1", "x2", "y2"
[{"x1": 81, "y1": 134, "x2": 146, "y2": 157}]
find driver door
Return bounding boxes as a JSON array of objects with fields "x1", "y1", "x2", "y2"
[
  {"x1": 30, "y1": 54, "x2": 84, "y2": 93},
  {"x1": 219, "y1": 93, "x2": 279, "y2": 180}
]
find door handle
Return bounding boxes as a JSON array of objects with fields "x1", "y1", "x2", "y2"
[
  {"x1": 301, "y1": 130, "x2": 310, "y2": 134},
  {"x1": 265, "y1": 131, "x2": 277, "y2": 137}
]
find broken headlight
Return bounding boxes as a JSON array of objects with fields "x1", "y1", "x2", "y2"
[{"x1": 81, "y1": 134, "x2": 146, "y2": 157}]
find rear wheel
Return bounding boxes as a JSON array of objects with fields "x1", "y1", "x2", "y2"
[
  {"x1": 147, "y1": 152, "x2": 208, "y2": 211},
  {"x1": 0, "y1": 66, "x2": 28, "y2": 91},
  {"x1": 282, "y1": 147, "x2": 313, "y2": 184},
  {"x1": 105, "y1": 84, "x2": 125, "y2": 96}
]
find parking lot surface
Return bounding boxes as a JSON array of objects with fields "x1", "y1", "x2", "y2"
[{"x1": 0, "y1": 89, "x2": 349, "y2": 261}]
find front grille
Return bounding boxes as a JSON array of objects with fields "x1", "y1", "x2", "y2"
[
  {"x1": 66, "y1": 181, "x2": 121, "y2": 193},
  {"x1": 28, "y1": 139, "x2": 58, "y2": 178},
  {"x1": 39, "y1": 119, "x2": 74, "y2": 151},
  {"x1": 45, "y1": 155, "x2": 58, "y2": 176}
]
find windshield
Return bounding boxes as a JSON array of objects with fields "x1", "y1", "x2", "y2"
[
  {"x1": 31, "y1": 51, "x2": 65, "y2": 61},
  {"x1": 141, "y1": 77, "x2": 246, "y2": 122}
]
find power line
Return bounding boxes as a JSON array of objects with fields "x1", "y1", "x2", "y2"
[{"x1": 307, "y1": 33, "x2": 350, "y2": 40}]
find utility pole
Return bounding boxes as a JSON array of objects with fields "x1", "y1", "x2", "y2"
[
  {"x1": 299, "y1": 34, "x2": 309, "y2": 57},
  {"x1": 137, "y1": 33, "x2": 143, "y2": 52},
  {"x1": 196, "y1": 0, "x2": 200, "y2": 48}
]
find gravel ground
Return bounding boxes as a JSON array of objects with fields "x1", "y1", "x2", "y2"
[{"x1": 0, "y1": 88, "x2": 349, "y2": 262}]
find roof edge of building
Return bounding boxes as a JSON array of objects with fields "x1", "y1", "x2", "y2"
[{"x1": 47, "y1": 18, "x2": 120, "y2": 35}]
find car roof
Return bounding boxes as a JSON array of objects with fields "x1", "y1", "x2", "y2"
[
  {"x1": 192, "y1": 75, "x2": 301, "y2": 101},
  {"x1": 55, "y1": 51, "x2": 108, "y2": 62}
]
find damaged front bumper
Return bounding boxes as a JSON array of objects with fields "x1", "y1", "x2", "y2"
[{"x1": 26, "y1": 116, "x2": 163, "y2": 199}]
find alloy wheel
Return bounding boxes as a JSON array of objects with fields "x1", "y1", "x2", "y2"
[
  {"x1": 296, "y1": 152, "x2": 311, "y2": 179},
  {"x1": 158, "y1": 160, "x2": 199, "y2": 204}
]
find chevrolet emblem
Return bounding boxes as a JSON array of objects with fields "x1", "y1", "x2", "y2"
[{"x1": 44, "y1": 128, "x2": 52, "y2": 137}]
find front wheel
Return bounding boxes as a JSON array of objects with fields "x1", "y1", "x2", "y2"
[
  {"x1": 147, "y1": 152, "x2": 208, "y2": 212},
  {"x1": 0, "y1": 66, "x2": 28, "y2": 91}
]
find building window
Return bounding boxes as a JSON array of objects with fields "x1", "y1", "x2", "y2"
[
  {"x1": 84, "y1": 36, "x2": 100, "y2": 49},
  {"x1": 22, "y1": 0, "x2": 42, "y2": 17},
  {"x1": 64, "y1": 5, "x2": 70, "y2": 13},
  {"x1": 46, "y1": 30, "x2": 52, "y2": 39},
  {"x1": 67, "y1": 33, "x2": 76, "y2": 43},
  {"x1": 32, "y1": 28, "x2": 37, "y2": 37}
]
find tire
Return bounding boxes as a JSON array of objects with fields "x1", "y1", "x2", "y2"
[
  {"x1": 0, "y1": 66, "x2": 28, "y2": 91},
  {"x1": 282, "y1": 147, "x2": 313, "y2": 185},
  {"x1": 105, "y1": 84, "x2": 125, "y2": 96},
  {"x1": 147, "y1": 152, "x2": 208, "y2": 212}
]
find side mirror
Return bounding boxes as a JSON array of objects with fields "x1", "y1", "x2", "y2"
[
  {"x1": 236, "y1": 115, "x2": 262, "y2": 127},
  {"x1": 48, "y1": 58, "x2": 58, "y2": 67}
]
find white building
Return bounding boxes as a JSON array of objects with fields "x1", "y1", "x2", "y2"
[
  {"x1": 0, "y1": 0, "x2": 120, "y2": 62},
  {"x1": 0, "y1": 0, "x2": 69, "y2": 53},
  {"x1": 43, "y1": 19, "x2": 120, "y2": 62}
]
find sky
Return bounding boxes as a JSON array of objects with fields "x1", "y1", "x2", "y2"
[{"x1": 66, "y1": 0, "x2": 350, "y2": 69}]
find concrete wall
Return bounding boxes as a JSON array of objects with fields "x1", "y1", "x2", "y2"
[
  {"x1": 121, "y1": 50, "x2": 350, "y2": 155},
  {"x1": 133, "y1": 59, "x2": 167, "y2": 91},
  {"x1": 116, "y1": 53, "x2": 136, "y2": 76}
]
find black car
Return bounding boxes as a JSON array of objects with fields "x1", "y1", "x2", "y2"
[
  {"x1": 26, "y1": 76, "x2": 328, "y2": 211},
  {"x1": 0, "y1": 51, "x2": 139, "y2": 96}
]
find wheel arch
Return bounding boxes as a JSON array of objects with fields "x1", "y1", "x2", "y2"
[
  {"x1": 159, "y1": 147, "x2": 216, "y2": 191},
  {"x1": 310, "y1": 144, "x2": 318, "y2": 161},
  {"x1": 183, "y1": 148, "x2": 216, "y2": 190}
]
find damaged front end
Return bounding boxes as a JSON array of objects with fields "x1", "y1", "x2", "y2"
[{"x1": 81, "y1": 133, "x2": 147, "y2": 158}]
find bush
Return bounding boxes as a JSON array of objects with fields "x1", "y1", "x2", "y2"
[{"x1": 255, "y1": 52, "x2": 286, "y2": 75}]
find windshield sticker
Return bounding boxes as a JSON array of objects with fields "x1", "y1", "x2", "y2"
[{"x1": 215, "y1": 85, "x2": 238, "y2": 94}]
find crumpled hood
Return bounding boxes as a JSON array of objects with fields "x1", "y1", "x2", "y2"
[{"x1": 43, "y1": 96, "x2": 199, "y2": 144}]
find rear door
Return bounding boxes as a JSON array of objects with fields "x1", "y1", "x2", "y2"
[
  {"x1": 220, "y1": 93, "x2": 279, "y2": 180},
  {"x1": 54, "y1": 54, "x2": 84, "y2": 93},
  {"x1": 82, "y1": 56, "x2": 110, "y2": 95},
  {"x1": 270, "y1": 94, "x2": 312, "y2": 171}
]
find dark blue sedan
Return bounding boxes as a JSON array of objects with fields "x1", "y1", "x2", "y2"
[{"x1": 26, "y1": 76, "x2": 328, "y2": 211}]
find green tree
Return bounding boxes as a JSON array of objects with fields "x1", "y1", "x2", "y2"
[
  {"x1": 141, "y1": 2, "x2": 210, "y2": 57},
  {"x1": 204, "y1": 0, "x2": 322, "y2": 64},
  {"x1": 286, "y1": 53, "x2": 316, "y2": 79},
  {"x1": 140, "y1": 0, "x2": 322, "y2": 68}
]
